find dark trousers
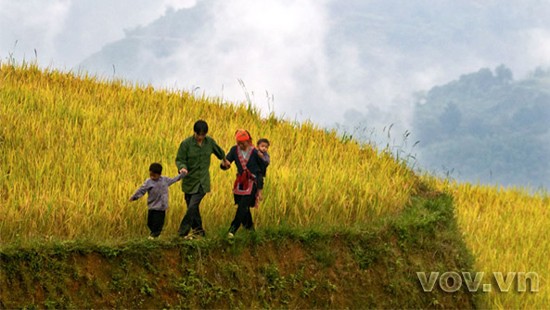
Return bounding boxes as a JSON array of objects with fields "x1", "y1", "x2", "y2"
[
  {"x1": 178, "y1": 186, "x2": 206, "y2": 236},
  {"x1": 229, "y1": 194, "x2": 256, "y2": 234},
  {"x1": 147, "y1": 210, "x2": 166, "y2": 237}
]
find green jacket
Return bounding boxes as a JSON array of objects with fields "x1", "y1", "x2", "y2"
[{"x1": 175, "y1": 135, "x2": 226, "y2": 194}]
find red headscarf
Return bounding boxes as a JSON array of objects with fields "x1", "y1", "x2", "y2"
[{"x1": 235, "y1": 129, "x2": 251, "y2": 142}]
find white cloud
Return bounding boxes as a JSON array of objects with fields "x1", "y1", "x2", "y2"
[
  {"x1": 0, "y1": 0, "x2": 198, "y2": 67},
  {"x1": 158, "y1": 0, "x2": 334, "y2": 121},
  {"x1": 162, "y1": 0, "x2": 197, "y2": 11},
  {"x1": 0, "y1": 0, "x2": 71, "y2": 63},
  {"x1": 524, "y1": 28, "x2": 550, "y2": 70}
]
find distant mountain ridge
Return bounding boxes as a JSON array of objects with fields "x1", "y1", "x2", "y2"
[{"x1": 413, "y1": 66, "x2": 550, "y2": 189}]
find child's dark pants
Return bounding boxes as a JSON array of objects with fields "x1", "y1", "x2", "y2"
[{"x1": 147, "y1": 210, "x2": 166, "y2": 237}]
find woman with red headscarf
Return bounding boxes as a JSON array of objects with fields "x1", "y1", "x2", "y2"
[{"x1": 223, "y1": 129, "x2": 266, "y2": 238}]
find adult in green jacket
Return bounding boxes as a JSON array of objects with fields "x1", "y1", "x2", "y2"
[{"x1": 176, "y1": 120, "x2": 229, "y2": 238}]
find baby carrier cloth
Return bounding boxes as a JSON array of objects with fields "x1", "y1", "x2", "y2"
[{"x1": 233, "y1": 147, "x2": 256, "y2": 195}]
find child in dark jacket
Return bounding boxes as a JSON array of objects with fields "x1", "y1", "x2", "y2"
[{"x1": 129, "y1": 163, "x2": 184, "y2": 239}]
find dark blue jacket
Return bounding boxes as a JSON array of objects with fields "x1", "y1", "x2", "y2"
[{"x1": 225, "y1": 146, "x2": 265, "y2": 189}]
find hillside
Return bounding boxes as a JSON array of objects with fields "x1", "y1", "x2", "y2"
[
  {"x1": 0, "y1": 194, "x2": 477, "y2": 308},
  {"x1": 1, "y1": 63, "x2": 549, "y2": 308},
  {"x1": 432, "y1": 180, "x2": 550, "y2": 308},
  {"x1": 0, "y1": 63, "x2": 417, "y2": 245}
]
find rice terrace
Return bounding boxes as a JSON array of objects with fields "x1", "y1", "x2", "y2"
[
  {"x1": 1, "y1": 1, "x2": 550, "y2": 309},
  {"x1": 0, "y1": 63, "x2": 547, "y2": 308}
]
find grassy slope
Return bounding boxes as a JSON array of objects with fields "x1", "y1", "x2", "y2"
[
  {"x1": 431, "y1": 180, "x2": 550, "y2": 308},
  {"x1": 1, "y1": 64, "x2": 548, "y2": 307},
  {"x1": 0, "y1": 194, "x2": 478, "y2": 309},
  {"x1": 0, "y1": 63, "x2": 416, "y2": 244}
]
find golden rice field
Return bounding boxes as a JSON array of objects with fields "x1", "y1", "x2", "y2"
[
  {"x1": 0, "y1": 63, "x2": 417, "y2": 245},
  {"x1": 1, "y1": 64, "x2": 549, "y2": 308},
  {"x1": 430, "y1": 179, "x2": 550, "y2": 308}
]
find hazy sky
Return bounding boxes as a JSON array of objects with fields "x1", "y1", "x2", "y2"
[
  {"x1": 2, "y1": 0, "x2": 550, "y2": 128},
  {"x1": 0, "y1": 0, "x2": 196, "y2": 66}
]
